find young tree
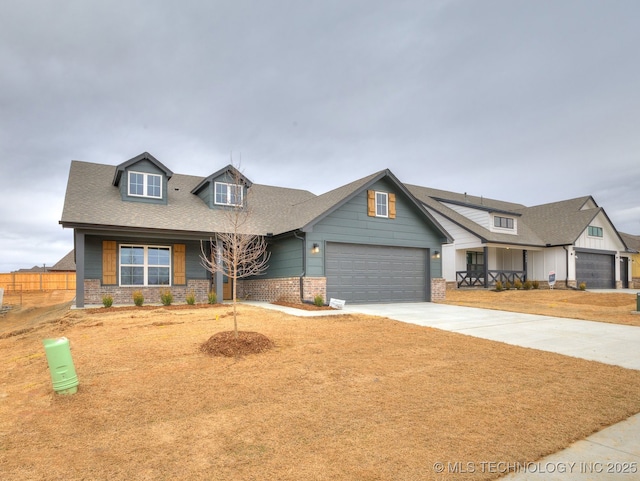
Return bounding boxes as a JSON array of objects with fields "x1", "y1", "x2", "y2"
[{"x1": 200, "y1": 166, "x2": 270, "y2": 339}]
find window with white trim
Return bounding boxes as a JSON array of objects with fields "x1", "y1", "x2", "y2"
[
  {"x1": 215, "y1": 182, "x2": 243, "y2": 206},
  {"x1": 494, "y1": 216, "x2": 514, "y2": 229},
  {"x1": 128, "y1": 171, "x2": 162, "y2": 198},
  {"x1": 588, "y1": 226, "x2": 603, "y2": 237},
  {"x1": 119, "y1": 245, "x2": 171, "y2": 286},
  {"x1": 375, "y1": 192, "x2": 388, "y2": 217}
]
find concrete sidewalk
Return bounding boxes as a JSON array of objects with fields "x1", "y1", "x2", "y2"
[{"x1": 243, "y1": 300, "x2": 640, "y2": 480}]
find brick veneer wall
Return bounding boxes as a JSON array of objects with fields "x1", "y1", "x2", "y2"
[
  {"x1": 431, "y1": 278, "x2": 446, "y2": 301},
  {"x1": 237, "y1": 277, "x2": 327, "y2": 303},
  {"x1": 84, "y1": 279, "x2": 210, "y2": 306}
]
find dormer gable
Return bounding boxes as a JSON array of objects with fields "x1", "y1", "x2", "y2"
[
  {"x1": 112, "y1": 152, "x2": 173, "y2": 204},
  {"x1": 436, "y1": 197, "x2": 521, "y2": 235},
  {"x1": 191, "y1": 165, "x2": 253, "y2": 209}
]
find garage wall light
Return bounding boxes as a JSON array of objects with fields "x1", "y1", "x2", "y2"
[
  {"x1": 432, "y1": 250, "x2": 441, "y2": 259},
  {"x1": 311, "y1": 243, "x2": 320, "y2": 254}
]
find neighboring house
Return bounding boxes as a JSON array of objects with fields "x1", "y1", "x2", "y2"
[
  {"x1": 407, "y1": 186, "x2": 633, "y2": 289},
  {"x1": 13, "y1": 266, "x2": 49, "y2": 273},
  {"x1": 620, "y1": 233, "x2": 640, "y2": 288},
  {"x1": 60, "y1": 152, "x2": 451, "y2": 307},
  {"x1": 49, "y1": 249, "x2": 76, "y2": 272}
]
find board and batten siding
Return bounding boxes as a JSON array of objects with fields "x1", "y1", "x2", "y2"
[
  {"x1": 527, "y1": 248, "x2": 567, "y2": 284},
  {"x1": 426, "y1": 207, "x2": 482, "y2": 282},
  {"x1": 305, "y1": 179, "x2": 444, "y2": 278},
  {"x1": 575, "y1": 212, "x2": 626, "y2": 252}
]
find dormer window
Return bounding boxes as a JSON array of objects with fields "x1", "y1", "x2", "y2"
[
  {"x1": 494, "y1": 216, "x2": 514, "y2": 229},
  {"x1": 215, "y1": 182, "x2": 243, "y2": 206},
  {"x1": 128, "y1": 171, "x2": 162, "y2": 199}
]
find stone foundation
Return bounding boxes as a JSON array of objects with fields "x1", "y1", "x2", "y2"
[{"x1": 84, "y1": 279, "x2": 211, "y2": 306}]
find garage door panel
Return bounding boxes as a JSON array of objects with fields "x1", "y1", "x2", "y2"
[
  {"x1": 576, "y1": 252, "x2": 614, "y2": 289},
  {"x1": 326, "y1": 243, "x2": 428, "y2": 303}
]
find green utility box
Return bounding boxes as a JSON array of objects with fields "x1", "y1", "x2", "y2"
[
  {"x1": 43, "y1": 337, "x2": 79, "y2": 395},
  {"x1": 637, "y1": 293, "x2": 640, "y2": 312}
]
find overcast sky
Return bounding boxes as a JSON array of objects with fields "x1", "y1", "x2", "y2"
[{"x1": 1, "y1": 0, "x2": 639, "y2": 272}]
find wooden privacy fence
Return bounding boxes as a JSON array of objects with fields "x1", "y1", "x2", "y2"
[{"x1": 0, "y1": 272, "x2": 76, "y2": 291}]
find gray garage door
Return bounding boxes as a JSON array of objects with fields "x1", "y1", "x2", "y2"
[
  {"x1": 576, "y1": 252, "x2": 615, "y2": 289},
  {"x1": 326, "y1": 243, "x2": 428, "y2": 303}
]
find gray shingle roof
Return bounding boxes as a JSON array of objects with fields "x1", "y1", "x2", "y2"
[
  {"x1": 513, "y1": 197, "x2": 600, "y2": 246},
  {"x1": 60, "y1": 161, "x2": 316, "y2": 236},
  {"x1": 620, "y1": 233, "x2": 640, "y2": 252},
  {"x1": 406, "y1": 184, "x2": 545, "y2": 246},
  {"x1": 405, "y1": 184, "x2": 608, "y2": 247},
  {"x1": 60, "y1": 161, "x2": 451, "y2": 241},
  {"x1": 50, "y1": 249, "x2": 76, "y2": 271}
]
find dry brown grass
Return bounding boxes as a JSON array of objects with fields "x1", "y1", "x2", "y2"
[
  {"x1": 441, "y1": 288, "x2": 640, "y2": 327},
  {"x1": 1, "y1": 292, "x2": 640, "y2": 480}
]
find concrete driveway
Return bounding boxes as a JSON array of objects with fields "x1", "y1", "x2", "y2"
[{"x1": 343, "y1": 302, "x2": 640, "y2": 370}]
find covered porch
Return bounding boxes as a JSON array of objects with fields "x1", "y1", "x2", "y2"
[{"x1": 455, "y1": 245, "x2": 529, "y2": 288}]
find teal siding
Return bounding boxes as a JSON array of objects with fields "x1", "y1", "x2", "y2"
[
  {"x1": 263, "y1": 236, "x2": 304, "y2": 279},
  {"x1": 306, "y1": 179, "x2": 444, "y2": 277},
  {"x1": 120, "y1": 159, "x2": 168, "y2": 205},
  {"x1": 196, "y1": 183, "x2": 212, "y2": 206},
  {"x1": 84, "y1": 235, "x2": 209, "y2": 282},
  {"x1": 194, "y1": 171, "x2": 249, "y2": 209}
]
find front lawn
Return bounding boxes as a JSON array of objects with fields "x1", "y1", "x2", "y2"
[{"x1": 1, "y1": 303, "x2": 640, "y2": 480}]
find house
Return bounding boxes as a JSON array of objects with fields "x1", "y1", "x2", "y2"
[
  {"x1": 60, "y1": 152, "x2": 451, "y2": 307},
  {"x1": 620, "y1": 233, "x2": 640, "y2": 288},
  {"x1": 50, "y1": 250, "x2": 76, "y2": 272},
  {"x1": 406, "y1": 185, "x2": 633, "y2": 290}
]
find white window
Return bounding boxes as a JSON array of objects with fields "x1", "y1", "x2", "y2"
[
  {"x1": 494, "y1": 216, "x2": 514, "y2": 229},
  {"x1": 128, "y1": 171, "x2": 162, "y2": 198},
  {"x1": 375, "y1": 192, "x2": 388, "y2": 217},
  {"x1": 120, "y1": 245, "x2": 171, "y2": 286},
  {"x1": 588, "y1": 226, "x2": 603, "y2": 237},
  {"x1": 215, "y1": 182, "x2": 243, "y2": 206}
]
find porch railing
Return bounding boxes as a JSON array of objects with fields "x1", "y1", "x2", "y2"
[{"x1": 456, "y1": 270, "x2": 526, "y2": 288}]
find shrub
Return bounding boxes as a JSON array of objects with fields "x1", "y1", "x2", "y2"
[
  {"x1": 102, "y1": 295, "x2": 113, "y2": 308},
  {"x1": 133, "y1": 290, "x2": 144, "y2": 307},
  {"x1": 579, "y1": 282, "x2": 587, "y2": 291},
  {"x1": 505, "y1": 281, "x2": 512, "y2": 290},
  {"x1": 513, "y1": 279, "x2": 523, "y2": 290},
  {"x1": 313, "y1": 294, "x2": 324, "y2": 307},
  {"x1": 208, "y1": 291, "x2": 217, "y2": 305},
  {"x1": 523, "y1": 280, "x2": 532, "y2": 290},
  {"x1": 532, "y1": 280, "x2": 540, "y2": 289},
  {"x1": 495, "y1": 281, "x2": 503, "y2": 292},
  {"x1": 186, "y1": 292, "x2": 196, "y2": 305},
  {"x1": 160, "y1": 290, "x2": 174, "y2": 306}
]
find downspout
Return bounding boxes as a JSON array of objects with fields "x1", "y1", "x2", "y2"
[
  {"x1": 562, "y1": 246, "x2": 570, "y2": 287},
  {"x1": 294, "y1": 231, "x2": 306, "y2": 302}
]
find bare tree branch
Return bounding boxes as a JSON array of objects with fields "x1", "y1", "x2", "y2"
[{"x1": 199, "y1": 163, "x2": 270, "y2": 337}]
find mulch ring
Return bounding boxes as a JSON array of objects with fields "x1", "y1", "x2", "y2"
[{"x1": 200, "y1": 331, "x2": 275, "y2": 357}]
